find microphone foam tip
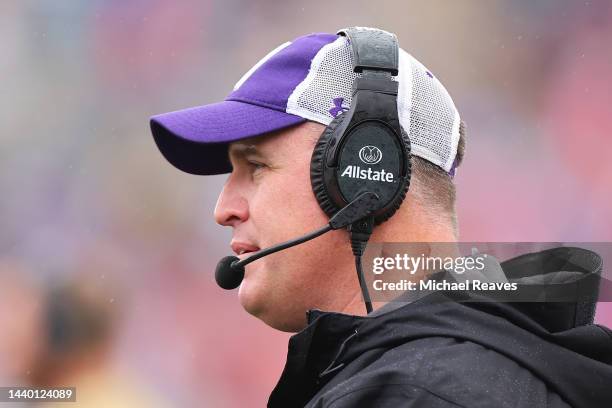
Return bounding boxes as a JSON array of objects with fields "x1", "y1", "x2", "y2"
[{"x1": 215, "y1": 256, "x2": 245, "y2": 290}]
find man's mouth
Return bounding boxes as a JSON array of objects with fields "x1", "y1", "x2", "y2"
[{"x1": 231, "y1": 241, "x2": 261, "y2": 258}]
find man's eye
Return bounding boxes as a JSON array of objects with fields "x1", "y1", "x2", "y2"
[{"x1": 247, "y1": 160, "x2": 267, "y2": 171}]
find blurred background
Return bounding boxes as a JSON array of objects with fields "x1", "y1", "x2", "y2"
[{"x1": 1, "y1": 0, "x2": 611, "y2": 406}]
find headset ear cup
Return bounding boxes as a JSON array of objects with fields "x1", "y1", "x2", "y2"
[
  {"x1": 310, "y1": 115, "x2": 346, "y2": 218},
  {"x1": 312, "y1": 119, "x2": 412, "y2": 224}
]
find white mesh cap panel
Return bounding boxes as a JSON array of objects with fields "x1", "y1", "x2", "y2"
[
  {"x1": 286, "y1": 36, "x2": 460, "y2": 173},
  {"x1": 405, "y1": 53, "x2": 460, "y2": 171},
  {"x1": 287, "y1": 37, "x2": 362, "y2": 124}
]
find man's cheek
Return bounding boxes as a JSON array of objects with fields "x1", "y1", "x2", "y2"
[{"x1": 253, "y1": 201, "x2": 301, "y2": 238}]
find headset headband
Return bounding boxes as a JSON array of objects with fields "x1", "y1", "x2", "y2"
[{"x1": 337, "y1": 27, "x2": 399, "y2": 76}]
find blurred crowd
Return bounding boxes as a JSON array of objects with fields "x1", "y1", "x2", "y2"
[{"x1": 1, "y1": 1, "x2": 611, "y2": 406}]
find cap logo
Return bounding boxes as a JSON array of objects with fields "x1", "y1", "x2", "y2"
[
  {"x1": 359, "y1": 146, "x2": 383, "y2": 165},
  {"x1": 329, "y1": 97, "x2": 349, "y2": 118}
]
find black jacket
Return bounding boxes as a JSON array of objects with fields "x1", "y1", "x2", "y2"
[{"x1": 268, "y1": 247, "x2": 612, "y2": 407}]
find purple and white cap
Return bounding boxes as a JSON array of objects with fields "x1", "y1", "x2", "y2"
[{"x1": 150, "y1": 29, "x2": 461, "y2": 176}]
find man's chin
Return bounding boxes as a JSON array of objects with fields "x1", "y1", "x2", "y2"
[
  {"x1": 237, "y1": 278, "x2": 307, "y2": 333},
  {"x1": 237, "y1": 278, "x2": 266, "y2": 318}
]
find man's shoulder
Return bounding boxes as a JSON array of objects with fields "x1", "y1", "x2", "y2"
[{"x1": 308, "y1": 336, "x2": 568, "y2": 408}]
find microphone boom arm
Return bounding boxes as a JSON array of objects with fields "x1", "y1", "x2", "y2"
[
  {"x1": 233, "y1": 225, "x2": 332, "y2": 268},
  {"x1": 233, "y1": 191, "x2": 380, "y2": 269}
]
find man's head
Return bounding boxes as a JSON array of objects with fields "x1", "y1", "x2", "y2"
[
  {"x1": 212, "y1": 120, "x2": 465, "y2": 331},
  {"x1": 150, "y1": 28, "x2": 464, "y2": 331}
]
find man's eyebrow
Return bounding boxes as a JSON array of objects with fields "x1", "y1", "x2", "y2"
[{"x1": 228, "y1": 144, "x2": 266, "y2": 160}]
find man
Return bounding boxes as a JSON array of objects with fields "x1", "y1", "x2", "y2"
[{"x1": 151, "y1": 28, "x2": 612, "y2": 407}]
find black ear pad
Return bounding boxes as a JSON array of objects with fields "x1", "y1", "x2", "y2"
[
  {"x1": 310, "y1": 114, "x2": 345, "y2": 218},
  {"x1": 310, "y1": 116, "x2": 412, "y2": 225}
]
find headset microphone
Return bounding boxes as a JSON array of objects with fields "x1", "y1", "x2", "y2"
[{"x1": 215, "y1": 191, "x2": 380, "y2": 290}]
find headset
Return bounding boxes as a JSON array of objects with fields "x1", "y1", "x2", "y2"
[{"x1": 215, "y1": 27, "x2": 411, "y2": 314}]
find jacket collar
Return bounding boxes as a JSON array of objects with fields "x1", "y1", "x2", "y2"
[{"x1": 267, "y1": 309, "x2": 365, "y2": 407}]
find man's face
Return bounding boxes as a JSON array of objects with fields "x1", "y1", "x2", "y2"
[{"x1": 214, "y1": 122, "x2": 357, "y2": 332}]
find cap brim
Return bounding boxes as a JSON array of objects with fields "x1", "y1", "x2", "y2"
[{"x1": 150, "y1": 100, "x2": 305, "y2": 175}]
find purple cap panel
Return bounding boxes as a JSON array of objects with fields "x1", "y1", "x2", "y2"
[{"x1": 226, "y1": 33, "x2": 338, "y2": 110}]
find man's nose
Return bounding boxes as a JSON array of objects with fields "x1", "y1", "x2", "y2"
[{"x1": 214, "y1": 176, "x2": 249, "y2": 227}]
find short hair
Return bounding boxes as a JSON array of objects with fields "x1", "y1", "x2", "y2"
[{"x1": 409, "y1": 120, "x2": 466, "y2": 233}]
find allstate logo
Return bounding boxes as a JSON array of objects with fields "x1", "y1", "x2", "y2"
[{"x1": 358, "y1": 146, "x2": 383, "y2": 165}]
